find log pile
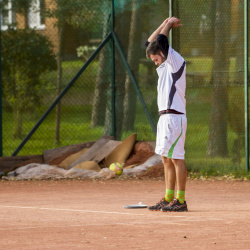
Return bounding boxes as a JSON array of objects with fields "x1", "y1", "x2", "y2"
[{"x1": 0, "y1": 133, "x2": 163, "y2": 180}]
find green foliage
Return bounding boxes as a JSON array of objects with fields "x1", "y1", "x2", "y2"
[
  {"x1": 44, "y1": 0, "x2": 104, "y2": 29},
  {"x1": 76, "y1": 45, "x2": 97, "y2": 61},
  {"x1": 1, "y1": 28, "x2": 57, "y2": 137}
]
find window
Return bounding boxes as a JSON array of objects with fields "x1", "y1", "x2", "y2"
[
  {"x1": 0, "y1": 0, "x2": 15, "y2": 30},
  {"x1": 28, "y1": 0, "x2": 45, "y2": 30}
]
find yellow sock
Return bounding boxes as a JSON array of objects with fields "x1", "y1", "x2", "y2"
[
  {"x1": 165, "y1": 189, "x2": 174, "y2": 202},
  {"x1": 176, "y1": 190, "x2": 185, "y2": 204}
]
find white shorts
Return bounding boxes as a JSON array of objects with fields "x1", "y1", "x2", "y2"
[{"x1": 155, "y1": 114, "x2": 187, "y2": 159}]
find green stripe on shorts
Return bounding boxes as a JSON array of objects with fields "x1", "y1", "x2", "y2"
[{"x1": 167, "y1": 118, "x2": 183, "y2": 158}]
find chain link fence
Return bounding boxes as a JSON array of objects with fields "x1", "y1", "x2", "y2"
[{"x1": 0, "y1": 0, "x2": 249, "y2": 173}]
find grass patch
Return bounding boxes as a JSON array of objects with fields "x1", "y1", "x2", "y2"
[
  {"x1": 2, "y1": 57, "x2": 249, "y2": 178},
  {"x1": 187, "y1": 162, "x2": 250, "y2": 180}
]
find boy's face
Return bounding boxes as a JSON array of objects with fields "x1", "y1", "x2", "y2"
[{"x1": 150, "y1": 52, "x2": 166, "y2": 66}]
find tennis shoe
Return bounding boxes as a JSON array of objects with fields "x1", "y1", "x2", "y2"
[
  {"x1": 148, "y1": 198, "x2": 169, "y2": 211},
  {"x1": 161, "y1": 198, "x2": 188, "y2": 212}
]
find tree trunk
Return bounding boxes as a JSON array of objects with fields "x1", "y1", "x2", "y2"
[
  {"x1": 235, "y1": 1, "x2": 244, "y2": 84},
  {"x1": 55, "y1": 24, "x2": 64, "y2": 144},
  {"x1": 207, "y1": 0, "x2": 231, "y2": 157},
  {"x1": 123, "y1": 0, "x2": 142, "y2": 131},
  {"x1": 172, "y1": 0, "x2": 180, "y2": 52},
  {"x1": 91, "y1": 41, "x2": 110, "y2": 128},
  {"x1": 91, "y1": 1, "x2": 110, "y2": 128}
]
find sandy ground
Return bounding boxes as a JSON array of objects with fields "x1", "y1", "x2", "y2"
[{"x1": 0, "y1": 178, "x2": 250, "y2": 249}]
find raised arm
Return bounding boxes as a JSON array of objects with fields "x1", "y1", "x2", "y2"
[
  {"x1": 147, "y1": 18, "x2": 171, "y2": 43},
  {"x1": 160, "y1": 17, "x2": 182, "y2": 38}
]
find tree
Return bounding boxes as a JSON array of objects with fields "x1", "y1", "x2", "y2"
[
  {"x1": 91, "y1": 0, "x2": 111, "y2": 128},
  {"x1": 44, "y1": 0, "x2": 103, "y2": 143},
  {"x1": 45, "y1": 0, "x2": 70, "y2": 144},
  {"x1": 227, "y1": 1, "x2": 245, "y2": 163},
  {"x1": 1, "y1": 28, "x2": 57, "y2": 138},
  {"x1": 235, "y1": 1, "x2": 244, "y2": 84},
  {"x1": 123, "y1": 0, "x2": 142, "y2": 131},
  {"x1": 207, "y1": 0, "x2": 231, "y2": 157}
]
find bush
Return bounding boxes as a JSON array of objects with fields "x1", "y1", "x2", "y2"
[
  {"x1": 1, "y1": 28, "x2": 57, "y2": 138},
  {"x1": 76, "y1": 45, "x2": 97, "y2": 61}
]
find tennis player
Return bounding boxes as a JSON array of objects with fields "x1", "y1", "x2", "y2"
[{"x1": 146, "y1": 17, "x2": 188, "y2": 212}]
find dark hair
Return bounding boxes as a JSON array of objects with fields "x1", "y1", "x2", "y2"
[{"x1": 146, "y1": 40, "x2": 161, "y2": 58}]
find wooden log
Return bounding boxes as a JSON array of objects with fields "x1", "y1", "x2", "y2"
[
  {"x1": 43, "y1": 141, "x2": 96, "y2": 164},
  {"x1": 69, "y1": 136, "x2": 115, "y2": 169},
  {"x1": 91, "y1": 140, "x2": 121, "y2": 163},
  {"x1": 0, "y1": 155, "x2": 44, "y2": 173}
]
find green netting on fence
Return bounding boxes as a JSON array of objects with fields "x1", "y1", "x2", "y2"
[{"x1": 0, "y1": 0, "x2": 249, "y2": 173}]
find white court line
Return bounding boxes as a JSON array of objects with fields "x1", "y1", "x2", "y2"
[
  {"x1": 1, "y1": 205, "x2": 220, "y2": 220},
  {"x1": 0, "y1": 205, "x2": 147, "y2": 216},
  {"x1": 0, "y1": 205, "x2": 223, "y2": 222},
  {"x1": 0, "y1": 205, "x2": 191, "y2": 218},
  {"x1": 0, "y1": 205, "x2": 189, "y2": 217}
]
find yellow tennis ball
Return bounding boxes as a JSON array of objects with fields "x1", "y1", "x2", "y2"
[{"x1": 109, "y1": 162, "x2": 123, "y2": 175}]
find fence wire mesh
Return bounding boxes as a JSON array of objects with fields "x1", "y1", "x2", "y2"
[{"x1": 0, "y1": 0, "x2": 249, "y2": 172}]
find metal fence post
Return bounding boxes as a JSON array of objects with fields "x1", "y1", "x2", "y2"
[
  {"x1": 0, "y1": 19, "x2": 2, "y2": 157},
  {"x1": 111, "y1": 0, "x2": 116, "y2": 138},
  {"x1": 244, "y1": 0, "x2": 249, "y2": 172}
]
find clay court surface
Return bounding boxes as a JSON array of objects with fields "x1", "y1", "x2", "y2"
[{"x1": 0, "y1": 178, "x2": 250, "y2": 249}]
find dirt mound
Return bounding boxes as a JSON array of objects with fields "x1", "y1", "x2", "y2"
[
  {"x1": 124, "y1": 141, "x2": 155, "y2": 168},
  {"x1": 137, "y1": 163, "x2": 164, "y2": 178}
]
